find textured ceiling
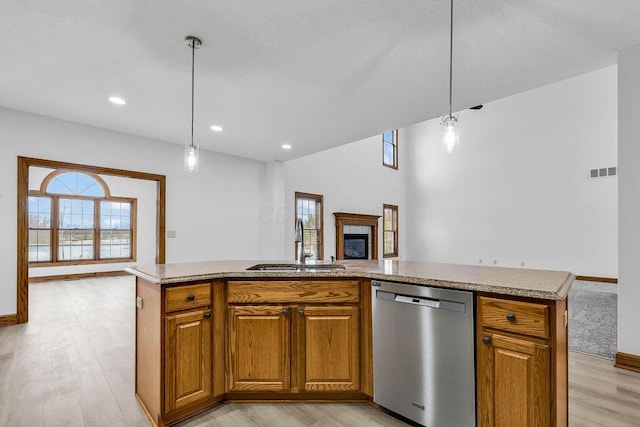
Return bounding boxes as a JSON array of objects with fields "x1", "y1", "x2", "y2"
[{"x1": 1, "y1": 0, "x2": 640, "y2": 161}]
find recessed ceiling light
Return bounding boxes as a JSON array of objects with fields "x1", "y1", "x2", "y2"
[
  {"x1": 210, "y1": 125, "x2": 223, "y2": 132},
  {"x1": 108, "y1": 96, "x2": 126, "y2": 105},
  {"x1": 281, "y1": 144, "x2": 292, "y2": 150}
]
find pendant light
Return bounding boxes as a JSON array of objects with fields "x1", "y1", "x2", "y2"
[
  {"x1": 184, "y1": 36, "x2": 202, "y2": 172},
  {"x1": 441, "y1": 0, "x2": 459, "y2": 153}
]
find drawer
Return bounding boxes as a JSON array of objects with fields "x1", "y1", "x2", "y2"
[
  {"x1": 479, "y1": 296, "x2": 549, "y2": 339},
  {"x1": 227, "y1": 280, "x2": 360, "y2": 303},
  {"x1": 165, "y1": 283, "x2": 211, "y2": 313}
]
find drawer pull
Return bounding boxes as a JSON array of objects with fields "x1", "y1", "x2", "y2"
[
  {"x1": 187, "y1": 294, "x2": 195, "y2": 301},
  {"x1": 482, "y1": 336, "x2": 492, "y2": 345},
  {"x1": 298, "y1": 308, "x2": 305, "y2": 317},
  {"x1": 203, "y1": 312, "x2": 211, "y2": 319},
  {"x1": 281, "y1": 308, "x2": 290, "y2": 317},
  {"x1": 506, "y1": 313, "x2": 516, "y2": 322}
]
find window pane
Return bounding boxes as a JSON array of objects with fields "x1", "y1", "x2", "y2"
[
  {"x1": 383, "y1": 142, "x2": 394, "y2": 165},
  {"x1": 100, "y1": 230, "x2": 131, "y2": 259},
  {"x1": 28, "y1": 196, "x2": 52, "y2": 262},
  {"x1": 295, "y1": 194, "x2": 323, "y2": 260},
  {"x1": 383, "y1": 131, "x2": 393, "y2": 144},
  {"x1": 58, "y1": 229, "x2": 93, "y2": 260},
  {"x1": 28, "y1": 230, "x2": 51, "y2": 262},
  {"x1": 47, "y1": 172, "x2": 105, "y2": 197},
  {"x1": 384, "y1": 231, "x2": 394, "y2": 254},
  {"x1": 72, "y1": 199, "x2": 83, "y2": 213},
  {"x1": 28, "y1": 196, "x2": 52, "y2": 228}
]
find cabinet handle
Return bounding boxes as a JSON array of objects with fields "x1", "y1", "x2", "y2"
[
  {"x1": 506, "y1": 313, "x2": 516, "y2": 322},
  {"x1": 482, "y1": 336, "x2": 492, "y2": 345},
  {"x1": 187, "y1": 294, "x2": 195, "y2": 301},
  {"x1": 203, "y1": 312, "x2": 211, "y2": 319},
  {"x1": 281, "y1": 308, "x2": 290, "y2": 316},
  {"x1": 298, "y1": 308, "x2": 305, "y2": 317}
]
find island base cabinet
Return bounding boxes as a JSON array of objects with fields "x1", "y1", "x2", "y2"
[
  {"x1": 227, "y1": 305, "x2": 291, "y2": 392},
  {"x1": 164, "y1": 309, "x2": 213, "y2": 412},
  {"x1": 227, "y1": 304, "x2": 361, "y2": 394},
  {"x1": 301, "y1": 306, "x2": 360, "y2": 392},
  {"x1": 477, "y1": 332, "x2": 550, "y2": 426},
  {"x1": 476, "y1": 294, "x2": 568, "y2": 427}
]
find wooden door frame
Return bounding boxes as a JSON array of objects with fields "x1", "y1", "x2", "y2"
[{"x1": 17, "y1": 156, "x2": 166, "y2": 324}]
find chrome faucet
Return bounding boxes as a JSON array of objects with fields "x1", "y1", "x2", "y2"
[{"x1": 295, "y1": 217, "x2": 306, "y2": 264}]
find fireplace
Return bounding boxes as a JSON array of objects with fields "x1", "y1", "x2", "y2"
[
  {"x1": 344, "y1": 234, "x2": 369, "y2": 259},
  {"x1": 333, "y1": 212, "x2": 381, "y2": 260}
]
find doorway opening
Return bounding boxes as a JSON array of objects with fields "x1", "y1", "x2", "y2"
[{"x1": 17, "y1": 157, "x2": 166, "y2": 324}]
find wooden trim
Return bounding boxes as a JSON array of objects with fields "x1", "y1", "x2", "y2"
[
  {"x1": 294, "y1": 192, "x2": 324, "y2": 260},
  {"x1": 333, "y1": 212, "x2": 381, "y2": 261},
  {"x1": 157, "y1": 177, "x2": 166, "y2": 264},
  {"x1": 382, "y1": 204, "x2": 398, "y2": 258},
  {"x1": 615, "y1": 352, "x2": 640, "y2": 373},
  {"x1": 360, "y1": 279, "x2": 373, "y2": 397},
  {"x1": 135, "y1": 394, "x2": 159, "y2": 427},
  {"x1": 575, "y1": 276, "x2": 618, "y2": 284},
  {"x1": 28, "y1": 270, "x2": 129, "y2": 283},
  {"x1": 30, "y1": 258, "x2": 135, "y2": 268},
  {"x1": 223, "y1": 392, "x2": 369, "y2": 401},
  {"x1": 17, "y1": 156, "x2": 166, "y2": 324},
  {"x1": 17, "y1": 157, "x2": 29, "y2": 323},
  {"x1": 0, "y1": 313, "x2": 18, "y2": 327}
]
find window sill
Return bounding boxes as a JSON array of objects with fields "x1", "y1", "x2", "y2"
[{"x1": 29, "y1": 258, "x2": 135, "y2": 268}]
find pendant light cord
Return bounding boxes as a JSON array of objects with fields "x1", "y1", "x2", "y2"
[
  {"x1": 190, "y1": 40, "x2": 195, "y2": 148},
  {"x1": 449, "y1": 0, "x2": 453, "y2": 118}
]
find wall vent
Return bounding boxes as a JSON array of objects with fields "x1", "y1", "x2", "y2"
[{"x1": 590, "y1": 166, "x2": 617, "y2": 179}]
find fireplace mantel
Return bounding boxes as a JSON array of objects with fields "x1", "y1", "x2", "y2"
[{"x1": 333, "y1": 212, "x2": 381, "y2": 260}]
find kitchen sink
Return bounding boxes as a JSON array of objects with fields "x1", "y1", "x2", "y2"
[{"x1": 246, "y1": 263, "x2": 347, "y2": 272}]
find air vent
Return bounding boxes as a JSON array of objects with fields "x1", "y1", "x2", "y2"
[{"x1": 590, "y1": 166, "x2": 617, "y2": 179}]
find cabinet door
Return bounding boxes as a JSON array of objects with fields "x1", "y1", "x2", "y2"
[
  {"x1": 228, "y1": 305, "x2": 290, "y2": 392},
  {"x1": 164, "y1": 308, "x2": 212, "y2": 412},
  {"x1": 300, "y1": 305, "x2": 360, "y2": 392},
  {"x1": 477, "y1": 331, "x2": 550, "y2": 427}
]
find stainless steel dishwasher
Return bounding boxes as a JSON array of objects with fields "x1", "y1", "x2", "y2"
[{"x1": 372, "y1": 280, "x2": 475, "y2": 426}]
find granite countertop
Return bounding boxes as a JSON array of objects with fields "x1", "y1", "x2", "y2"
[{"x1": 125, "y1": 259, "x2": 574, "y2": 300}]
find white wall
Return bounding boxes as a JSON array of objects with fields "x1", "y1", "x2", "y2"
[
  {"x1": 283, "y1": 133, "x2": 406, "y2": 260},
  {"x1": 618, "y1": 44, "x2": 640, "y2": 356},
  {"x1": 0, "y1": 107, "x2": 268, "y2": 316},
  {"x1": 27, "y1": 167, "x2": 157, "y2": 278},
  {"x1": 405, "y1": 66, "x2": 618, "y2": 277}
]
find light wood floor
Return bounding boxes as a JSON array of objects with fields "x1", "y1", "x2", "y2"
[{"x1": 0, "y1": 277, "x2": 638, "y2": 426}]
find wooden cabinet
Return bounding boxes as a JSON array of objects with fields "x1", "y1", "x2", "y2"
[
  {"x1": 476, "y1": 295, "x2": 568, "y2": 427},
  {"x1": 228, "y1": 305, "x2": 290, "y2": 392},
  {"x1": 135, "y1": 278, "x2": 224, "y2": 427},
  {"x1": 164, "y1": 308, "x2": 212, "y2": 412},
  {"x1": 226, "y1": 279, "x2": 364, "y2": 396},
  {"x1": 300, "y1": 306, "x2": 359, "y2": 392}
]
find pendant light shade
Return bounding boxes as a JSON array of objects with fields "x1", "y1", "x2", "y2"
[
  {"x1": 441, "y1": 0, "x2": 459, "y2": 154},
  {"x1": 184, "y1": 141, "x2": 199, "y2": 172},
  {"x1": 441, "y1": 113, "x2": 459, "y2": 153},
  {"x1": 184, "y1": 36, "x2": 201, "y2": 172}
]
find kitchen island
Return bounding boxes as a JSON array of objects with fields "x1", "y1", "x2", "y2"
[{"x1": 127, "y1": 260, "x2": 573, "y2": 427}]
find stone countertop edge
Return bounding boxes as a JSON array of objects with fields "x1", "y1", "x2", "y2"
[{"x1": 124, "y1": 263, "x2": 575, "y2": 301}]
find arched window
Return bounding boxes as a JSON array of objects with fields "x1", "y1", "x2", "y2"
[
  {"x1": 28, "y1": 170, "x2": 136, "y2": 265},
  {"x1": 45, "y1": 171, "x2": 107, "y2": 197}
]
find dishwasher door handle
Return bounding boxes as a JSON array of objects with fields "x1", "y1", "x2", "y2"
[{"x1": 394, "y1": 295, "x2": 441, "y2": 308}]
